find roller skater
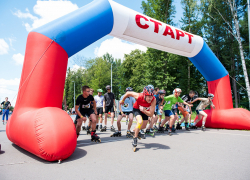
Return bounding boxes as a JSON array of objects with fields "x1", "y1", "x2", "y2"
[
  {"x1": 91, "y1": 130, "x2": 101, "y2": 143},
  {"x1": 74, "y1": 85, "x2": 99, "y2": 141},
  {"x1": 159, "y1": 88, "x2": 193, "y2": 136},
  {"x1": 103, "y1": 85, "x2": 117, "y2": 132},
  {"x1": 115, "y1": 87, "x2": 135, "y2": 137},
  {"x1": 120, "y1": 85, "x2": 156, "y2": 151},
  {"x1": 94, "y1": 89, "x2": 104, "y2": 131},
  {"x1": 110, "y1": 131, "x2": 122, "y2": 137},
  {"x1": 190, "y1": 93, "x2": 216, "y2": 131},
  {"x1": 1, "y1": 97, "x2": 11, "y2": 125}
]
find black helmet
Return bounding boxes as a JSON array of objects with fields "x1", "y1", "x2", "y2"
[
  {"x1": 106, "y1": 85, "x2": 111, "y2": 90},
  {"x1": 126, "y1": 87, "x2": 133, "y2": 92},
  {"x1": 158, "y1": 90, "x2": 166, "y2": 94},
  {"x1": 143, "y1": 86, "x2": 154, "y2": 96}
]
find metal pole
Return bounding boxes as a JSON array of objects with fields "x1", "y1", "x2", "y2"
[
  {"x1": 73, "y1": 81, "x2": 75, "y2": 112},
  {"x1": 111, "y1": 63, "x2": 112, "y2": 92},
  {"x1": 248, "y1": 0, "x2": 250, "y2": 56}
]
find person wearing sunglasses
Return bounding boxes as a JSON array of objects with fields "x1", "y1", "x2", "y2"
[{"x1": 190, "y1": 93, "x2": 216, "y2": 131}]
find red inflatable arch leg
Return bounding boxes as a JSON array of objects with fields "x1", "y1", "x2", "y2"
[{"x1": 6, "y1": 32, "x2": 77, "y2": 161}]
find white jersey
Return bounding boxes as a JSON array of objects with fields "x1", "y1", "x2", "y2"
[{"x1": 94, "y1": 95, "x2": 104, "y2": 108}]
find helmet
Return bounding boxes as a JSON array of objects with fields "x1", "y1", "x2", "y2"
[
  {"x1": 158, "y1": 90, "x2": 166, "y2": 94},
  {"x1": 148, "y1": 84, "x2": 154, "y2": 90},
  {"x1": 126, "y1": 87, "x2": 133, "y2": 92},
  {"x1": 106, "y1": 85, "x2": 111, "y2": 90},
  {"x1": 173, "y1": 88, "x2": 182, "y2": 93},
  {"x1": 143, "y1": 86, "x2": 154, "y2": 96},
  {"x1": 97, "y1": 89, "x2": 103, "y2": 92},
  {"x1": 208, "y1": 93, "x2": 214, "y2": 98}
]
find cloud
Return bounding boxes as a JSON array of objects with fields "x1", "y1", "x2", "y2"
[
  {"x1": 72, "y1": 64, "x2": 85, "y2": 72},
  {"x1": 0, "y1": 39, "x2": 9, "y2": 55},
  {"x1": 0, "y1": 78, "x2": 20, "y2": 106},
  {"x1": 13, "y1": 0, "x2": 79, "y2": 32},
  {"x1": 94, "y1": 37, "x2": 147, "y2": 60},
  {"x1": 12, "y1": 53, "x2": 24, "y2": 65}
]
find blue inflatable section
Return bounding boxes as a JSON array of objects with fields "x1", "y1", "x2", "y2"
[
  {"x1": 189, "y1": 41, "x2": 228, "y2": 81},
  {"x1": 33, "y1": 0, "x2": 114, "y2": 57}
]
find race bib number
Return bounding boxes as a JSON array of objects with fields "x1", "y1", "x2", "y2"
[{"x1": 82, "y1": 103, "x2": 90, "y2": 109}]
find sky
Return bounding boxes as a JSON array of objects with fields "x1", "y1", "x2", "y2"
[{"x1": 0, "y1": 0, "x2": 183, "y2": 106}]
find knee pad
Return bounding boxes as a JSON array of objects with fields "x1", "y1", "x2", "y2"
[{"x1": 136, "y1": 120, "x2": 143, "y2": 130}]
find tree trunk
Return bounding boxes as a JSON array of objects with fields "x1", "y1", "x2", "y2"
[
  {"x1": 231, "y1": 57, "x2": 238, "y2": 108},
  {"x1": 229, "y1": 0, "x2": 250, "y2": 109}
]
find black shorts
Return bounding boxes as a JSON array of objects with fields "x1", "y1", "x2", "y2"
[
  {"x1": 96, "y1": 107, "x2": 103, "y2": 115},
  {"x1": 172, "y1": 108, "x2": 178, "y2": 115},
  {"x1": 74, "y1": 109, "x2": 95, "y2": 124},
  {"x1": 105, "y1": 106, "x2": 114, "y2": 113},
  {"x1": 133, "y1": 108, "x2": 149, "y2": 120},
  {"x1": 119, "y1": 111, "x2": 133, "y2": 116}
]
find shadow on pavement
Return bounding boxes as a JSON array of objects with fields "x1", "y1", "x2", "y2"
[
  {"x1": 140, "y1": 143, "x2": 170, "y2": 151},
  {"x1": 12, "y1": 144, "x2": 87, "y2": 164},
  {"x1": 0, "y1": 130, "x2": 6, "y2": 132}
]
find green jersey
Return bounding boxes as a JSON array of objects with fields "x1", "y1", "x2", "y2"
[{"x1": 163, "y1": 95, "x2": 184, "y2": 111}]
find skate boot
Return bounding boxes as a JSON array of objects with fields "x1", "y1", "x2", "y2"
[
  {"x1": 100, "y1": 126, "x2": 107, "y2": 132},
  {"x1": 82, "y1": 126, "x2": 86, "y2": 131},
  {"x1": 96, "y1": 125, "x2": 99, "y2": 130},
  {"x1": 126, "y1": 130, "x2": 133, "y2": 138},
  {"x1": 110, "y1": 125, "x2": 116, "y2": 132},
  {"x1": 145, "y1": 129, "x2": 155, "y2": 137},
  {"x1": 110, "y1": 131, "x2": 122, "y2": 137},
  {"x1": 201, "y1": 125, "x2": 206, "y2": 131},
  {"x1": 99, "y1": 124, "x2": 102, "y2": 131},
  {"x1": 185, "y1": 123, "x2": 190, "y2": 131},
  {"x1": 158, "y1": 122, "x2": 161, "y2": 129},
  {"x1": 157, "y1": 126, "x2": 165, "y2": 133},
  {"x1": 176, "y1": 122, "x2": 182, "y2": 130},
  {"x1": 153, "y1": 125, "x2": 158, "y2": 131},
  {"x1": 132, "y1": 137, "x2": 138, "y2": 152},
  {"x1": 86, "y1": 126, "x2": 91, "y2": 135},
  {"x1": 164, "y1": 124, "x2": 169, "y2": 131},
  {"x1": 91, "y1": 130, "x2": 101, "y2": 143},
  {"x1": 139, "y1": 130, "x2": 146, "y2": 139},
  {"x1": 190, "y1": 124, "x2": 198, "y2": 129},
  {"x1": 168, "y1": 128, "x2": 172, "y2": 136},
  {"x1": 171, "y1": 125, "x2": 176, "y2": 133}
]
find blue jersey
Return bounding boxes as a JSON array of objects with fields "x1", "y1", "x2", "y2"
[{"x1": 120, "y1": 95, "x2": 135, "y2": 112}]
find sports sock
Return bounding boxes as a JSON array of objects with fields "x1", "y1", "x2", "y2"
[{"x1": 202, "y1": 121, "x2": 205, "y2": 126}]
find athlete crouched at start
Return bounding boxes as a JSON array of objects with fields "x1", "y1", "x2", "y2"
[
  {"x1": 190, "y1": 93, "x2": 215, "y2": 131},
  {"x1": 120, "y1": 86, "x2": 156, "y2": 152},
  {"x1": 111, "y1": 87, "x2": 135, "y2": 137},
  {"x1": 74, "y1": 85, "x2": 101, "y2": 142}
]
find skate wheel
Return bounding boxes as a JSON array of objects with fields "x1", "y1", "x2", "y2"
[{"x1": 133, "y1": 147, "x2": 136, "y2": 152}]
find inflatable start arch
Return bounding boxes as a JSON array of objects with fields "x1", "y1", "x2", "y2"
[{"x1": 7, "y1": 0, "x2": 250, "y2": 161}]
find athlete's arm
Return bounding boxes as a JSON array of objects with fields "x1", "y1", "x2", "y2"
[
  {"x1": 120, "y1": 92, "x2": 139, "y2": 104},
  {"x1": 75, "y1": 105, "x2": 83, "y2": 119},
  {"x1": 183, "y1": 101, "x2": 193, "y2": 107},
  {"x1": 92, "y1": 100, "x2": 97, "y2": 115},
  {"x1": 140, "y1": 98, "x2": 156, "y2": 117},
  {"x1": 190, "y1": 98, "x2": 201, "y2": 104},
  {"x1": 103, "y1": 98, "x2": 106, "y2": 112}
]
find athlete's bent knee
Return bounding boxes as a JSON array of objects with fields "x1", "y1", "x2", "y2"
[{"x1": 136, "y1": 120, "x2": 143, "y2": 130}]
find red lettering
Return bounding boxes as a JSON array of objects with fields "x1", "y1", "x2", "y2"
[
  {"x1": 150, "y1": 19, "x2": 162, "y2": 33},
  {"x1": 185, "y1": 32, "x2": 194, "y2": 44},
  {"x1": 135, "y1": 14, "x2": 149, "y2": 29},
  {"x1": 163, "y1": 25, "x2": 175, "y2": 39},
  {"x1": 175, "y1": 29, "x2": 185, "y2": 40}
]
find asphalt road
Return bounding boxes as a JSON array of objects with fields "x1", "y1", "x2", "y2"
[{"x1": 1, "y1": 115, "x2": 250, "y2": 180}]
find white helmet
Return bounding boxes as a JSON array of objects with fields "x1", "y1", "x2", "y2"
[
  {"x1": 208, "y1": 93, "x2": 214, "y2": 98},
  {"x1": 174, "y1": 88, "x2": 182, "y2": 93}
]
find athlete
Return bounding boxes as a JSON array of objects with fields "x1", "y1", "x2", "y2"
[
  {"x1": 190, "y1": 93, "x2": 215, "y2": 131},
  {"x1": 111, "y1": 87, "x2": 135, "y2": 137},
  {"x1": 177, "y1": 90, "x2": 196, "y2": 130},
  {"x1": 120, "y1": 86, "x2": 156, "y2": 151},
  {"x1": 94, "y1": 89, "x2": 104, "y2": 131},
  {"x1": 1, "y1": 97, "x2": 11, "y2": 124},
  {"x1": 74, "y1": 86, "x2": 100, "y2": 142},
  {"x1": 103, "y1": 85, "x2": 116, "y2": 132},
  {"x1": 84, "y1": 88, "x2": 95, "y2": 132},
  {"x1": 158, "y1": 88, "x2": 192, "y2": 135}
]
